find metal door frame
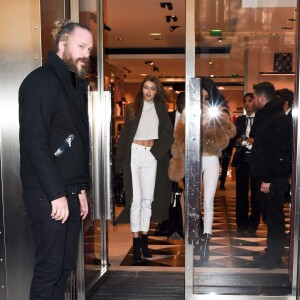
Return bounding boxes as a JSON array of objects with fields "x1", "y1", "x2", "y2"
[{"x1": 184, "y1": 0, "x2": 300, "y2": 298}]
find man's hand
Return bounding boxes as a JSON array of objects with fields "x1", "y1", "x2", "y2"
[
  {"x1": 51, "y1": 196, "x2": 69, "y2": 223},
  {"x1": 79, "y1": 190, "x2": 89, "y2": 220},
  {"x1": 260, "y1": 181, "x2": 271, "y2": 193}
]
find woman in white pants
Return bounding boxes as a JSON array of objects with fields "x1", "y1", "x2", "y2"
[
  {"x1": 200, "y1": 78, "x2": 236, "y2": 262},
  {"x1": 115, "y1": 76, "x2": 173, "y2": 263}
]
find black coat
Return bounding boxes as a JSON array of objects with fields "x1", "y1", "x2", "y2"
[
  {"x1": 19, "y1": 51, "x2": 90, "y2": 201},
  {"x1": 115, "y1": 100, "x2": 174, "y2": 223},
  {"x1": 249, "y1": 99, "x2": 291, "y2": 182}
]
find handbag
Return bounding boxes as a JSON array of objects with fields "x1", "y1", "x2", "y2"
[{"x1": 168, "y1": 183, "x2": 184, "y2": 240}]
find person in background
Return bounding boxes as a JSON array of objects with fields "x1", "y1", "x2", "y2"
[
  {"x1": 198, "y1": 78, "x2": 236, "y2": 262},
  {"x1": 115, "y1": 75, "x2": 173, "y2": 263},
  {"x1": 250, "y1": 82, "x2": 291, "y2": 270},
  {"x1": 154, "y1": 91, "x2": 185, "y2": 236},
  {"x1": 19, "y1": 20, "x2": 92, "y2": 299},
  {"x1": 275, "y1": 88, "x2": 294, "y2": 244},
  {"x1": 232, "y1": 93, "x2": 260, "y2": 236},
  {"x1": 219, "y1": 137, "x2": 235, "y2": 191}
]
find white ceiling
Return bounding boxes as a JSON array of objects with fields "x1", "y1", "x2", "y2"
[{"x1": 97, "y1": 0, "x2": 297, "y2": 83}]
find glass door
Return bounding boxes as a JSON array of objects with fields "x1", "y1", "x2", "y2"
[
  {"x1": 76, "y1": 0, "x2": 111, "y2": 297},
  {"x1": 185, "y1": 0, "x2": 299, "y2": 298}
]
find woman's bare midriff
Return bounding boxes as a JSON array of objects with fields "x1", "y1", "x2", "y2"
[{"x1": 133, "y1": 139, "x2": 154, "y2": 147}]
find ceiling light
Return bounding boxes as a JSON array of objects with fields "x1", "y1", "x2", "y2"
[
  {"x1": 150, "y1": 33, "x2": 162, "y2": 36},
  {"x1": 166, "y1": 15, "x2": 178, "y2": 22},
  {"x1": 169, "y1": 26, "x2": 180, "y2": 32},
  {"x1": 115, "y1": 38, "x2": 123, "y2": 41},
  {"x1": 160, "y1": 2, "x2": 173, "y2": 10},
  {"x1": 153, "y1": 66, "x2": 159, "y2": 72},
  {"x1": 104, "y1": 24, "x2": 111, "y2": 31},
  {"x1": 145, "y1": 61, "x2": 154, "y2": 65},
  {"x1": 282, "y1": 26, "x2": 293, "y2": 30}
]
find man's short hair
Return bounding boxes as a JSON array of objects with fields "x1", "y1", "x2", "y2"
[
  {"x1": 253, "y1": 81, "x2": 275, "y2": 102},
  {"x1": 243, "y1": 93, "x2": 254, "y2": 102},
  {"x1": 176, "y1": 92, "x2": 185, "y2": 113},
  {"x1": 275, "y1": 88, "x2": 294, "y2": 108}
]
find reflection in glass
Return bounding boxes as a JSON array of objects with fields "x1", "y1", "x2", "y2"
[{"x1": 193, "y1": 0, "x2": 296, "y2": 296}]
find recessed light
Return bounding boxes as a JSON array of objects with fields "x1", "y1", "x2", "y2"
[
  {"x1": 282, "y1": 26, "x2": 293, "y2": 30},
  {"x1": 150, "y1": 33, "x2": 162, "y2": 36},
  {"x1": 115, "y1": 38, "x2": 123, "y2": 41}
]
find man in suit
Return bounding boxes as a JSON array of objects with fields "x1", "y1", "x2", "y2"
[
  {"x1": 250, "y1": 82, "x2": 291, "y2": 270},
  {"x1": 19, "y1": 20, "x2": 93, "y2": 299},
  {"x1": 275, "y1": 88, "x2": 294, "y2": 243},
  {"x1": 233, "y1": 93, "x2": 260, "y2": 236},
  {"x1": 154, "y1": 92, "x2": 185, "y2": 236}
]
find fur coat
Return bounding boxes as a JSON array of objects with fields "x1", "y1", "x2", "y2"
[{"x1": 168, "y1": 106, "x2": 236, "y2": 182}]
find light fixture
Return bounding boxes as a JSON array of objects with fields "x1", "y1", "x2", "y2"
[
  {"x1": 145, "y1": 61, "x2": 154, "y2": 66},
  {"x1": 169, "y1": 26, "x2": 180, "y2": 32},
  {"x1": 166, "y1": 15, "x2": 178, "y2": 22},
  {"x1": 153, "y1": 66, "x2": 159, "y2": 72},
  {"x1": 104, "y1": 24, "x2": 111, "y2": 31},
  {"x1": 160, "y1": 2, "x2": 173, "y2": 10}
]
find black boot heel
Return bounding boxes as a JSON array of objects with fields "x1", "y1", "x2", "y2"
[{"x1": 140, "y1": 234, "x2": 152, "y2": 258}]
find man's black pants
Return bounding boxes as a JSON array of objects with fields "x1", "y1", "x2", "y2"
[
  {"x1": 23, "y1": 188, "x2": 81, "y2": 300},
  {"x1": 235, "y1": 160, "x2": 260, "y2": 230},
  {"x1": 258, "y1": 178, "x2": 289, "y2": 259}
]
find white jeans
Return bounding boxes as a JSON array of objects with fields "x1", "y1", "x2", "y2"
[
  {"x1": 202, "y1": 155, "x2": 220, "y2": 234},
  {"x1": 130, "y1": 143, "x2": 157, "y2": 232}
]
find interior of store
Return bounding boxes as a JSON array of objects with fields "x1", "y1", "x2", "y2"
[{"x1": 40, "y1": 0, "x2": 297, "y2": 298}]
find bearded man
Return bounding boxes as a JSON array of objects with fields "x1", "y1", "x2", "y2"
[{"x1": 19, "y1": 20, "x2": 93, "y2": 299}]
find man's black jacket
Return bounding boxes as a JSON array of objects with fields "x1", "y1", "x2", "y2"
[
  {"x1": 19, "y1": 51, "x2": 90, "y2": 201},
  {"x1": 249, "y1": 99, "x2": 291, "y2": 183}
]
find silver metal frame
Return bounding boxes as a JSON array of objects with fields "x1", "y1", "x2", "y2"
[
  {"x1": 76, "y1": 0, "x2": 110, "y2": 297},
  {"x1": 185, "y1": 0, "x2": 197, "y2": 297},
  {"x1": 292, "y1": 0, "x2": 300, "y2": 295},
  {"x1": 0, "y1": 1, "x2": 41, "y2": 299}
]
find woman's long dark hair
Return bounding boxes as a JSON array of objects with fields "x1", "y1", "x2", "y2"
[
  {"x1": 201, "y1": 77, "x2": 229, "y2": 109},
  {"x1": 127, "y1": 75, "x2": 169, "y2": 120}
]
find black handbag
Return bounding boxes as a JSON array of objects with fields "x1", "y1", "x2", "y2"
[{"x1": 168, "y1": 184, "x2": 184, "y2": 240}]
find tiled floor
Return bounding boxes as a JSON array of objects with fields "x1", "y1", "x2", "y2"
[
  {"x1": 114, "y1": 180, "x2": 290, "y2": 271},
  {"x1": 84, "y1": 168, "x2": 292, "y2": 295}
]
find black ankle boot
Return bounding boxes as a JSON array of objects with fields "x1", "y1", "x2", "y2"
[
  {"x1": 140, "y1": 234, "x2": 152, "y2": 258},
  {"x1": 133, "y1": 237, "x2": 142, "y2": 262},
  {"x1": 200, "y1": 233, "x2": 211, "y2": 262}
]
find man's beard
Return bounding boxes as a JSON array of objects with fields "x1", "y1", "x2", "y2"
[{"x1": 63, "y1": 52, "x2": 90, "y2": 79}]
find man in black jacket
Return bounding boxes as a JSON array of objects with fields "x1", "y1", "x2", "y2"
[
  {"x1": 233, "y1": 93, "x2": 260, "y2": 236},
  {"x1": 249, "y1": 82, "x2": 291, "y2": 270},
  {"x1": 19, "y1": 20, "x2": 93, "y2": 299}
]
